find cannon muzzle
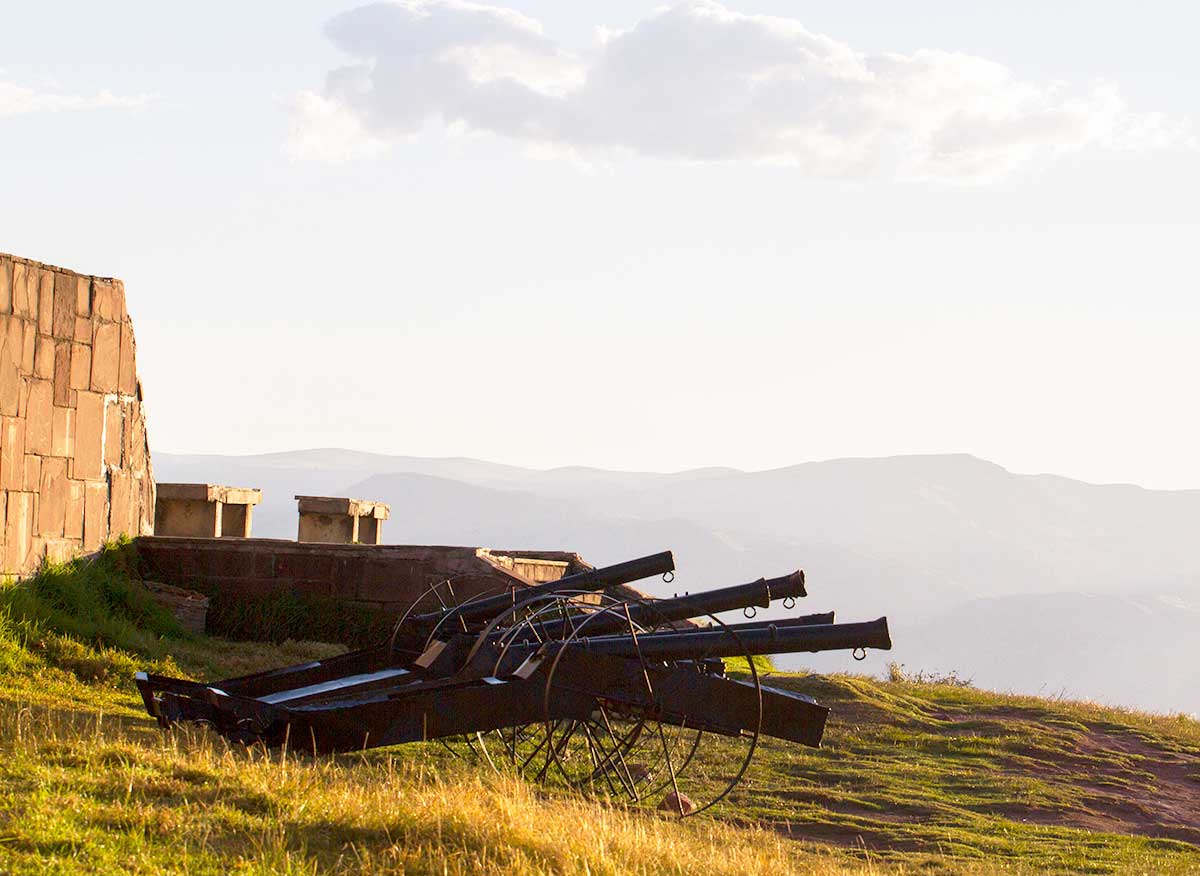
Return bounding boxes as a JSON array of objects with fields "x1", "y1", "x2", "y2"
[{"x1": 629, "y1": 569, "x2": 805, "y2": 623}]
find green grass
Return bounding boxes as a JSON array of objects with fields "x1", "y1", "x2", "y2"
[
  {"x1": 200, "y1": 585, "x2": 396, "y2": 648},
  {"x1": 0, "y1": 548, "x2": 1197, "y2": 875}
]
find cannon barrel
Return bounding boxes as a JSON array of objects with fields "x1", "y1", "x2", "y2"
[
  {"x1": 562, "y1": 617, "x2": 891, "y2": 662},
  {"x1": 533, "y1": 570, "x2": 808, "y2": 639},
  {"x1": 414, "y1": 551, "x2": 676, "y2": 627},
  {"x1": 651, "y1": 569, "x2": 806, "y2": 615},
  {"x1": 717, "y1": 610, "x2": 834, "y2": 633}
]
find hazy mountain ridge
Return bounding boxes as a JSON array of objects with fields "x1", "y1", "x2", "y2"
[{"x1": 152, "y1": 449, "x2": 1199, "y2": 714}]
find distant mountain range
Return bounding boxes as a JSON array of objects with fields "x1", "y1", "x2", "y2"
[{"x1": 152, "y1": 449, "x2": 1200, "y2": 715}]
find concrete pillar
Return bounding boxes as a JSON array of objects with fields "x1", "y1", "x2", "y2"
[
  {"x1": 295, "y1": 495, "x2": 390, "y2": 544},
  {"x1": 154, "y1": 484, "x2": 262, "y2": 538}
]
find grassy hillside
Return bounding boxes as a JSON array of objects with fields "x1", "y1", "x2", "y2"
[{"x1": 0, "y1": 548, "x2": 1197, "y2": 875}]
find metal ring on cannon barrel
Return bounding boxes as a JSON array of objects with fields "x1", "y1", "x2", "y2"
[
  {"x1": 782, "y1": 595, "x2": 796, "y2": 610},
  {"x1": 853, "y1": 647, "x2": 867, "y2": 661},
  {"x1": 744, "y1": 606, "x2": 757, "y2": 619},
  {"x1": 663, "y1": 570, "x2": 675, "y2": 583}
]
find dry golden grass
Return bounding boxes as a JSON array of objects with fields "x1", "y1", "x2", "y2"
[
  {"x1": 3, "y1": 697, "x2": 1198, "y2": 876},
  {"x1": 1, "y1": 551, "x2": 1197, "y2": 875}
]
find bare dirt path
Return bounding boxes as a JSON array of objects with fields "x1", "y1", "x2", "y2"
[{"x1": 943, "y1": 706, "x2": 1200, "y2": 846}]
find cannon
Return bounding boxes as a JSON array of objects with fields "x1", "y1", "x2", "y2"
[{"x1": 136, "y1": 550, "x2": 890, "y2": 815}]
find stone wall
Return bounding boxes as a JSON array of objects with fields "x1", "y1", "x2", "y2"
[
  {"x1": 0, "y1": 253, "x2": 153, "y2": 576},
  {"x1": 135, "y1": 537, "x2": 589, "y2": 621}
]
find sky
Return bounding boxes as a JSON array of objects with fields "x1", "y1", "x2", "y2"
[{"x1": 1, "y1": 1, "x2": 1198, "y2": 487}]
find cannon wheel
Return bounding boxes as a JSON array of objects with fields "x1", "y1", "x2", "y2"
[
  {"x1": 387, "y1": 578, "x2": 558, "y2": 759},
  {"x1": 461, "y1": 591, "x2": 628, "y2": 774},
  {"x1": 473, "y1": 592, "x2": 761, "y2": 816}
]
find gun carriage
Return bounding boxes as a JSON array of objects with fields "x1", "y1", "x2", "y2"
[{"x1": 137, "y1": 550, "x2": 891, "y2": 814}]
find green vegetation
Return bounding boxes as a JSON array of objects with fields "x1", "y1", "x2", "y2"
[
  {"x1": 200, "y1": 584, "x2": 394, "y2": 648},
  {"x1": 0, "y1": 548, "x2": 1197, "y2": 875}
]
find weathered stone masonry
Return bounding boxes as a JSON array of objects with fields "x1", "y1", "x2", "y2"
[
  {"x1": 136, "y1": 538, "x2": 589, "y2": 619},
  {"x1": 0, "y1": 253, "x2": 153, "y2": 576}
]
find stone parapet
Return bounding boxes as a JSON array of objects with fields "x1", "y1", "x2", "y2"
[
  {"x1": 154, "y1": 483, "x2": 262, "y2": 538},
  {"x1": 134, "y1": 537, "x2": 585, "y2": 636},
  {"x1": 295, "y1": 495, "x2": 391, "y2": 544}
]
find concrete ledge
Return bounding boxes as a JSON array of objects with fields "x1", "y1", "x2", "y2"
[
  {"x1": 154, "y1": 482, "x2": 263, "y2": 539},
  {"x1": 295, "y1": 495, "x2": 391, "y2": 544},
  {"x1": 157, "y1": 483, "x2": 262, "y2": 506},
  {"x1": 295, "y1": 496, "x2": 389, "y2": 519}
]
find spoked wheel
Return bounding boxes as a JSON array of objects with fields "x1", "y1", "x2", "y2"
[
  {"x1": 480, "y1": 594, "x2": 763, "y2": 816},
  {"x1": 448, "y1": 591, "x2": 624, "y2": 771},
  {"x1": 388, "y1": 576, "x2": 518, "y2": 654},
  {"x1": 389, "y1": 577, "x2": 542, "y2": 759}
]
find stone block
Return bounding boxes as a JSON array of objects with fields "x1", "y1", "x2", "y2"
[
  {"x1": 28, "y1": 537, "x2": 45, "y2": 568},
  {"x1": 251, "y1": 550, "x2": 275, "y2": 578},
  {"x1": 0, "y1": 318, "x2": 23, "y2": 417},
  {"x1": 0, "y1": 261, "x2": 10, "y2": 313},
  {"x1": 10, "y1": 263, "x2": 31, "y2": 318},
  {"x1": 295, "y1": 496, "x2": 389, "y2": 544},
  {"x1": 138, "y1": 474, "x2": 154, "y2": 535},
  {"x1": 204, "y1": 546, "x2": 255, "y2": 579},
  {"x1": 4, "y1": 491, "x2": 33, "y2": 573},
  {"x1": 0, "y1": 417, "x2": 24, "y2": 491},
  {"x1": 65, "y1": 480, "x2": 84, "y2": 539},
  {"x1": 37, "y1": 457, "x2": 68, "y2": 537},
  {"x1": 111, "y1": 280, "x2": 127, "y2": 320},
  {"x1": 76, "y1": 275, "x2": 90, "y2": 317},
  {"x1": 358, "y1": 559, "x2": 409, "y2": 602},
  {"x1": 156, "y1": 483, "x2": 262, "y2": 506},
  {"x1": 44, "y1": 538, "x2": 76, "y2": 565},
  {"x1": 51, "y1": 406, "x2": 74, "y2": 458},
  {"x1": 53, "y1": 342, "x2": 71, "y2": 406},
  {"x1": 69, "y1": 342, "x2": 90, "y2": 390},
  {"x1": 15, "y1": 378, "x2": 29, "y2": 418},
  {"x1": 92, "y1": 280, "x2": 119, "y2": 322},
  {"x1": 298, "y1": 511, "x2": 355, "y2": 544},
  {"x1": 109, "y1": 470, "x2": 134, "y2": 538},
  {"x1": 291, "y1": 579, "x2": 333, "y2": 598},
  {"x1": 21, "y1": 321, "x2": 35, "y2": 374},
  {"x1": 274, "y1": 551, "x2": 334, "y2": 581},
  {"x1": 23, "y1": 454, "x2": 40, "y2": 492},
  {"x1": 73, "y1": 316, "x2": 91, "y2": 344},
  {"x1": 37, "y1": 272, "x2": 54, "y2": 334},
  {"x1": 0, "y1": 343, "x2": 17, "y2": 417},
  {"x1": 154, "y1": 496, "x2": 220, "y2": 538},
  {"x1": 155, "y1": 484, "x2": 260, "y2": 538},
  {"x1": 24, "y1": 379, "x2": 53, "y2": 454},
  {"x1": 52, "y1": 272, "x2": 75, "y2": 339},
  {"x1": 90, "y1": 321, "x2": 120, "y2": 392},
  {"x1": 104, "y1": 401, "x2": 123, "y2": 467},
  {"x1": 73, "y1": 391, "x2": 104, "y2": 480},
  {"x1": 127, "y1": 404, "x2": 147, "y2": 474},
  {"x1": 118, "y1": 321, "x2": 136, "y2": 396},
  {"x1": 174, "y1": 547, "x2": 204, "y2": 579},
  {"x1": 233, "y1": 578, "x2": 289, "y2": 600},
  {"x1": 332, "y1": 554, "x2": 367, "y2": 589},
  {"x1": 83, "y1": 479, "x2": 108, "y2": 551},
  {"x1": 34, "y1": 335, "x2": 55, "y2": 379}
]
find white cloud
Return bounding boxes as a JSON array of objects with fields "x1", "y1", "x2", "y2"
[
  {"x1": 290, "y1": 0, "x2": 1190, "y2": 180},
  {"x1": 0, "y1": 78, "x2": 151, "y2": 118},
  {"x1": 287, "y1": 90, "x2": 389, "y2": 162}
]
